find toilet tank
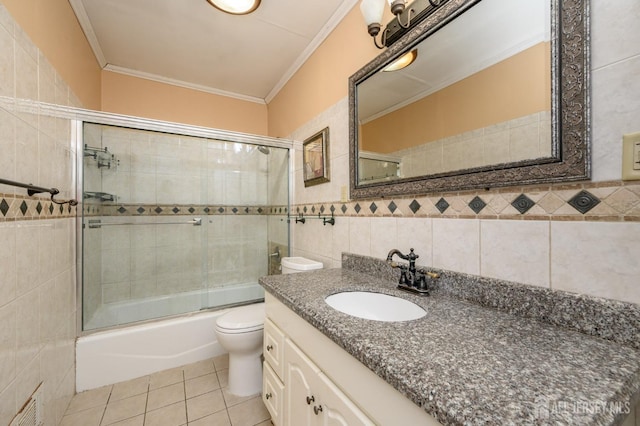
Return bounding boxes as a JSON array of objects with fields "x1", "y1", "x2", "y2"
[{"x1": 281, "y1": 257, "x2": 323, "y2": 274}]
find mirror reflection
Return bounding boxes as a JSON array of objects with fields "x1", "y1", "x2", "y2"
[{"x1": 356, "y1": 0, "x2": 551, "y2": 184}]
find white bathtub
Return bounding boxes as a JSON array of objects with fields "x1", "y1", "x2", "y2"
[{"x1": 76, "y1": 284, "x2": 264, "y2": 391}]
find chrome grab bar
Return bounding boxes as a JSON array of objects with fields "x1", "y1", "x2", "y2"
[{"x1": 88, "y1": 218, "x2": 202, "y2": 229}]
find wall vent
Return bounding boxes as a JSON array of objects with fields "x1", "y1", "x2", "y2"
[{"x1": 10, "y1": 383, "x2": 44, "y2": 426}]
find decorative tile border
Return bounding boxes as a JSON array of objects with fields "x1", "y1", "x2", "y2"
[
  {"x1": 0, "y1": 193, "x2": 76, "y2": 221},
  {"x1": 295, "y1": 180, "x2": 640, "y2": 222},
  {"x1": 88, "y1": 203, "x2": 288, "y2": 217},
  {"x1": 6, "y1": 180, "x2": 640, "y2": 223}
]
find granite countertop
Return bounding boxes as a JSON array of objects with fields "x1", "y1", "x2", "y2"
[{"x1": 259, "y1": 263, "x2": 640, "y2": 425}]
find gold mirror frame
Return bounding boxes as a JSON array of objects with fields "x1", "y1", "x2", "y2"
[{"x1": 349, "y1": 0, "x2": 590, "y2": 199}]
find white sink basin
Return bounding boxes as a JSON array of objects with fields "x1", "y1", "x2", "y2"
[{"x1": 325, "y1": 291, "x2": 426, "y2": 322}]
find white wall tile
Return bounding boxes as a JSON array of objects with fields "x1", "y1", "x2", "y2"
[
  {"x1": 591, "y1": 55, "x2": 640, "y2": 182},
  {"x1": 396, "y1": 218, "x2": 432, "y2": 268},
  {"x1": 432, "y1": 219, "x2": 480, "y2": 275},
  {"x1": 0, "y1": 224, "x2": 16, "y2": 307},
  {"x1": 331, "y1": 217, "x2": 350, "y2": 264},
  {"x1": 0, "y1": 21, "x2": 14, "y2": 98},
  {"x1": 550, "y1": 222, "x2": 640, "y2": 304},
  {"x1": 0, "y1": 302, "x2": 16, "y2": 392},
  {"x1": 591, "y1": 0, "x2": 640, "y2": 70},
  {"x1": 370, "y1": 217, "x2": 398, "y2": 260},
  {"x1": 348, "y1": 217, "x2": 371, "y2": 257},
  {"x1": 481, "y1": 220, "x2": 550, "y2": 287}
]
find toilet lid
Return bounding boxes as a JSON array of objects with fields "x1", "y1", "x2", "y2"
[{"x1": 216, "y1": 303, "x2": 265, "y2": 332}]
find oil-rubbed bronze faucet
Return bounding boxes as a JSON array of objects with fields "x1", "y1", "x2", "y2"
[{"x1": 386, "y1": 248, "x2": 438, "y2": 296}]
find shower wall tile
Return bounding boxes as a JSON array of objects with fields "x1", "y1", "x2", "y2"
[
  {"x1": 0, "y1": 20, "x2": 14, "y2": 98},
  {"x1": 0, "y1": 302, "x2": 17, "y2": 393},
  {"x1": 15, "y1": 289, "x2": 41, "y2": 372},
  {"x1": 15, "y1": 41, "x2": 37, "y2": 101},
  {"x1": 0, "y1": 223, "x2": 16, "y2": 307}
]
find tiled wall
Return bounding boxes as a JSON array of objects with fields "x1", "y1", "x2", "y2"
[
  {"x1": 393, "y1": 111, "x2": 551, "y2": 178},
  {"x1": 0, "y1": 4, "x2": 81, "y2": 426},
  {"x1": 288, "y1": 0, "x2": 640, "y2": 306}
]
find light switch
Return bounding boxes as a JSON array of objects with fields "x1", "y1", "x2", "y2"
[{"x1": 622, "y1": 132, "x2": 640, "y2": 180}]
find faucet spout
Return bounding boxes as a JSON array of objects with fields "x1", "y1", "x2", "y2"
[{"x1": 386, "y1": 249, "x2": 408, "y2": 264}]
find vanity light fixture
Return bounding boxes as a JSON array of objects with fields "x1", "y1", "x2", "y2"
[
  {"x1": 383, "y1": 49, "x2": 417, "y2": 71},
  {"x1": 206, "y1": 0, "x2": 261, "y2": 15},
  {"x1": 360, "y1": 0, "x2": 446, "y2": 49}
]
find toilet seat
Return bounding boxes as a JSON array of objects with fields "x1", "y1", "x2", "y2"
[{"x1": 215, "y1": 303, "x2": 264, "y2": 334}]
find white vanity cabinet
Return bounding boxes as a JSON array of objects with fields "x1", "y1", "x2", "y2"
[
  {"x1": 285, "y1": 339, "x2": 373, "y2": 426},
  {"x1": 263, "y1": 293, "x2": 439, "y2": 426},
  {"x1": 263, "y1": 319, "x2": 285, "y2": 425}
]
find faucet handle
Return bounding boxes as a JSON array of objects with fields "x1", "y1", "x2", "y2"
[
  {"x1": 407, "y1": 248, "x2": 419, "y2": 261},
  {"x1": 417, "y1": 275, "x2": 428, "y2": 291}
]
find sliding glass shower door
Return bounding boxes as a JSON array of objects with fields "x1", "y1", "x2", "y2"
[{"x1": 81, "y1": 122, "x2": 289, "y2": 331}]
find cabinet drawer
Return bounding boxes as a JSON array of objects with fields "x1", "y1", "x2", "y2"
[
  {"x1": 264, "y1": 318, "x2": 285, "y2": 379},
  {"x1": 263, "y1": 362, "x2": 284, "y2": 426}
]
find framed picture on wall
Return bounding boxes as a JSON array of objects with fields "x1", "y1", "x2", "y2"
[{"x1": 302, "y1": 127, "x2": 330, "y2": 187}]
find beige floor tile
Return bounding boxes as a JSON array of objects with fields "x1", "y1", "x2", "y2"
[
  {"x1": 145, "y1": 401, "x2": 187, "y2": 426},
  {"x1": 221, "y1": 387, "x2": 258, "y2": 408},
  {"x1": 185, "y1": 373, "x2": 220, "y2": 399},
  {"x1": 227, "y1": 397, "x2": 270, "y2": 426},
  {"x1": 212, "y1": 354, "x2": 229, "y2": 371},
  {"x1": 187, "y1": 410, "x2": 231, "y2": 426},
  {"x1": 110, "y1": 376, "x2": 150, "y2": 401},
  {"x1": 216, "y1": 369, "x2": 228, "y2": 389},
  {"x1": 108, "y1": 414, "x2": 144, "y2": 426},
  {"x1": 59, "y1": 406, "x2": 104, "y2": 426},
  {"x1": 186, "y1": 390, "x2": 226, "y2": 422},
  {"x1": 101, "y1": 394, "x2": 147, "y2": 425},
  {"x1": 65, "y1": 385, "x2": 112, "y2": 414},
  {"x1": 183, "y1": 359, "x2": 215, "y2": 380},
  {"x1": 147, "y1": 382, "x2": 186, "y2": 411},
  {"x1": 149, "y1": 367, "x2": 184, "y2": 390}
]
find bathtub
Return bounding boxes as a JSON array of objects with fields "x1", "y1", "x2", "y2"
[{"x1": 76, "y1": 283, "x2": 264, "y2": 391}]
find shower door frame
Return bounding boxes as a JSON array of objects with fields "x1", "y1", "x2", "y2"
[{"x1": 71, "y1": 107, "x2": 293, "y2": 337}]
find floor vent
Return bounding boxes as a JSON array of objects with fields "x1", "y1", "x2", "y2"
[{"x1": 10, "y1": 383, "x2": 43, "y2": 426}]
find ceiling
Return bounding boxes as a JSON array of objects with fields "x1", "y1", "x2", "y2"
[
  {"x1": 69, "y1": 0, "x2": 359, "y2": 104},
  {"x1": 358, "y1": 0, "x2": 550, "y2": 122}
]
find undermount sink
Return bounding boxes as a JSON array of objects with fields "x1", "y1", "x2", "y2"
[{"x1": 325, "y1": 291, "x2": 426, "y2": 322}]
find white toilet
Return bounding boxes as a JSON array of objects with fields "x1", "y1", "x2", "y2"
[
  {"x1": 215, "y1": 257, "x2": 323, "y2": 396},
  {"x1": 214, "y1": 303, "x2": 265, "y2": 396},
  {"x1": 281, "y1": 257, "x2": 323, "y2": 274}
]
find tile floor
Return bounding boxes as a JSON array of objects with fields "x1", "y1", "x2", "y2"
[{"x1": 60, "y1": 354, "x2": 271, "y2": 426}]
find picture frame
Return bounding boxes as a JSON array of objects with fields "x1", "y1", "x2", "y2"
[{"x1": 302, "y1": 127, "x2": 330, "y2": 187}]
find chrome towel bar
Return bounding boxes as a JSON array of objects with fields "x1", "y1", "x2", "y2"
[{"x1": 88, "y1": 218, "x2": 202, "y2": 229}]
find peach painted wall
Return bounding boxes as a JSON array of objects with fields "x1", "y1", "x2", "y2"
[
  {"x1": 267, "y1": 4, "x2": 384, "y2": 138},
  {"x1": 362, "y1": 42, "x2": 551, "y2": 153},
  {"x1": 102, "y1": 71, "x2": 269, "y2": 135},
  {"x1": 1, "y1": 0, "x2": 101, "y2": 109}
]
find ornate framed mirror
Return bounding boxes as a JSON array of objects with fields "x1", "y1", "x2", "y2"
[{"x1": 349, "y1": 0, "x2": 590, "y2": 199}]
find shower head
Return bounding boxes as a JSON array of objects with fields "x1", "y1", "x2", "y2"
[{"x1": 257, "y1": 146, "x2": 270, "y2": 155}]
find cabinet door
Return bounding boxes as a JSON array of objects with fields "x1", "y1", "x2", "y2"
[
  {"x1": 263, "y1": 362, "x2": 284, "y2": 426},
  {"x1": 314, "y1": 373, "x2": 374, "y2": 426},
  {"x1": 264, "y1": 318, "x2": 285, "y2": 380},
  {"x1": 284, "y1": 339, "x2": 321, "y2": 426}
]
